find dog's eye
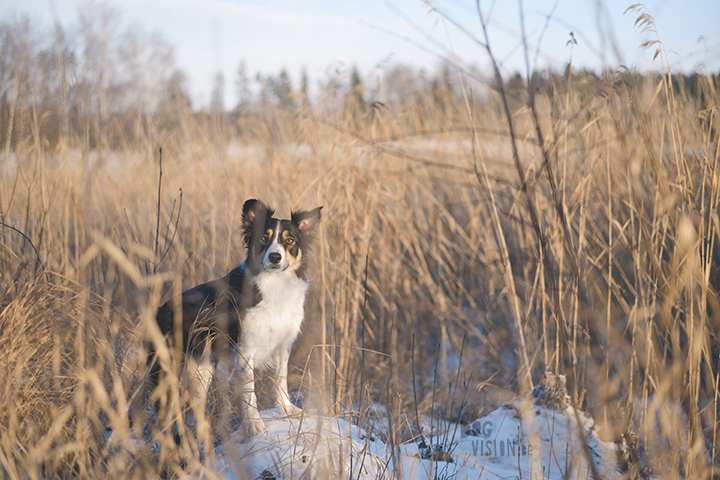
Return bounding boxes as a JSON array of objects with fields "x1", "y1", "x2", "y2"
[
  {"x1": 261, "y1": 234, "x2": 269, "y2": 242},
  {"x1": 286, "y1": 237, "x2": 295, "y2": 245}
]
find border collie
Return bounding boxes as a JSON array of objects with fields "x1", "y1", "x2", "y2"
[{"x1": 147, "y1": 199, "x2": 322, "y2": 436}]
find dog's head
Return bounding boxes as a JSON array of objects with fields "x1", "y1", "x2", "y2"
[{"x1": 242, "y1": 199, "x2": 322, "y2": 275}]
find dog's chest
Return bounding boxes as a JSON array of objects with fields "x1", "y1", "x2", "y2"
[{"x1": 239, "y1": 272, "x2": 309, "y2": 360}]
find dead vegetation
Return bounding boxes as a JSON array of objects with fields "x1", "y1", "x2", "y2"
[{"x1": 1, "y1": 2, "x2": 719, "y2": 478}]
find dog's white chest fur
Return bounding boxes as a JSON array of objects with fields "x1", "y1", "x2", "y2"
[{"x1": 239, "y1": 270, "x2": 309, "y2": 366}]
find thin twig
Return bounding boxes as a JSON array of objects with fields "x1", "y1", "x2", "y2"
[
  {"x1": 411, "y1": 334, "x2": 423, "y2": 440},
  {"x1": 0, "y1": 221, "x2": 50, "y2": 284},
  {"x1": 157, "y1": 188, "x2": 183, "y2": 269},
  {"x1": 359, "y1": 238, "x2": 372, "y2": 433},
  {"x1": 153, "y1": 146, "x2": 163, "y2": 274}
]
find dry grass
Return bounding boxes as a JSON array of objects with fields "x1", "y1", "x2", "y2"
[{"x1": 1, "y1": 13, "x2": 720, "y2": 479}]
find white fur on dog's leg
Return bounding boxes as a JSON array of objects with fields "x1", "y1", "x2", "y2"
[
  {"x1": 243, "y1": 416, "x2": 266, "y2": 436},
  {"x1": 241, "y1": 397, "x2": 266, "y2": 436},
  {"x1": 186, "y1": 352, "x2": 214, "y2": 441},
  {"x1": 274, "y1": 349, "x2": 301, "y2": 417},
  {"x1": 281, "y1": 403, "x2": 302, "y2": 417},
  {"x1": 236, "y1": 356, "x2": 266, "y2": 436},
  {"x1": 187, "y1": 353, "x2": 214, "y2": 408}
]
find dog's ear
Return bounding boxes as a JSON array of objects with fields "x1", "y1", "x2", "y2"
[
  {"x1": 291, "y1": 206, "x2": 322, "y2": 233},
  {"x1": 242, "y1": 199, "x2": 270, "y2": 229}
]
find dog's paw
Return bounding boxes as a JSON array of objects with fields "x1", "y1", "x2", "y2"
[
  {"x1": 243, "y1": 418, "x2": 266, "y2": 436},
  {"x1": 281, "y1": 403, "x2": 302, "y2": 417}
]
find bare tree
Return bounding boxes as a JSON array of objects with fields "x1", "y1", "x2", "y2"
[
  {"x1": 77, "y1": 1, "x2": 119, "y2": 152},
  {"x1": 53, "y1": 21, "x2": 71, "y2": 142},
  {"x1": 382, "y1": 64, "x2": 420, "y2": 108},
  {"x1": 1, "y1": 15, "x2": 34, "y2": 159}
]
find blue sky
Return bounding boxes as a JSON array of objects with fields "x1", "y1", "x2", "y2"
[{"x1": 2, "y1": 0, "x2": 719, "y2": 108}]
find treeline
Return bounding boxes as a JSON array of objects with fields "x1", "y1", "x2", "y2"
[
  {"x1": 1, "y1": 6, "x2": 718, "y2": 153},
  {"x1": 0, "y1": 8, "x2": 188, "y2": 152}
]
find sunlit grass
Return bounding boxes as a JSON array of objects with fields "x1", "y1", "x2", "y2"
[{"x1": 1, "y1": 4, "x2": 720, "y2": 478}]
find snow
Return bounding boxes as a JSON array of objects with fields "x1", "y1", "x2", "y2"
[
  {"x1": 210, "y1": 396, "x2": 620, "y2": 479},
  {"x1": 214, "y1": 409, "x2": 389, "y2": 479}
]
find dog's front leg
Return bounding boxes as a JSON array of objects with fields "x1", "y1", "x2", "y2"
[
  {"x1": 235, "y1": 355, "x2": 266, "y2": 436},
  {"x1": 274, "y1": 348, "x2": 301, "y2": 416}
]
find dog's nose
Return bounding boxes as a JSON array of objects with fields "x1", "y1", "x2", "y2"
[{"x1": 268, "y1": 252, "x2": 282, "y2": 264}]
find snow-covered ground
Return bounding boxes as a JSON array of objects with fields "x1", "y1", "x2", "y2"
[{"x1": 211, "y1": 374, "x2": 620, "y2": 479}]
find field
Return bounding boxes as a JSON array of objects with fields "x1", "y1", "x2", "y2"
[{"x1": 1, "y1": 4, "x2": 720, "y2": 479}]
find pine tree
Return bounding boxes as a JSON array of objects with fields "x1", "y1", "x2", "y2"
[
  {"x1": 350, "y1": 65, "x2": 366, "y2": 110},
  {"x1": 300, "y1": 68, "x2": 309, "y2": 106},
  {"x1": 234, "y1": 60, "x2": 250, "y2": 115},
  {"x1": 274, "y1": 69, "x2": 294, "y2": 110},
  {"x1": 210, "y1": 71, "x2": 225, "y2": 114}
]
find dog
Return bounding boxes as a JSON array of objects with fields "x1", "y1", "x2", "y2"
[{"x1": 147, "y1": 199, "x2": 322, "y2": 436}]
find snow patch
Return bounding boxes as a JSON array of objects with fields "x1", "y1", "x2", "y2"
[
  {"x1": 211, "y1": 396, "x2": 619, "y2": 479},
  {"x1": 214, "y1": 409, "x2": 389, "y2": 479}
]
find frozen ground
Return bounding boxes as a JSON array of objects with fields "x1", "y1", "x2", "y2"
[{"x1": 211, "y1": 374, "x2": 620, "y2": 479}]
